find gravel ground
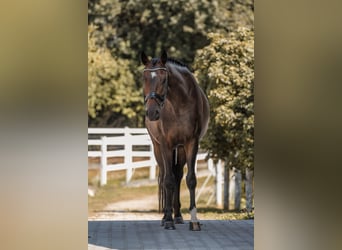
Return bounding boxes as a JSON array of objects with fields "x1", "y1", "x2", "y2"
[{"x1": 89, "y1": 194, "x2": 162, "y2": 220}]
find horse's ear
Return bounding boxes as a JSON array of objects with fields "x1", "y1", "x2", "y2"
[
  {"x1": 161, "y1": 50, "x2": 167, "y2": 65},
  {"x1": 141, "y1": 51, "x2": 149, "y2": 65}
]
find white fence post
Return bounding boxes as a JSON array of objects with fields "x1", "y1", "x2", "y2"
[
  {"x1": 124, "y1": 127, "x2": 133, "y2": 183},
  {"x1": 216, "y1": 160, "x2": 224, "y2": 207},
  {"x1": 208, "y1": 158, "x2": 214, "y2": 174},
  {"x1": 88, "y1": 128, "x2": 213, "y2": 186},
  {"x1": 149, "y1": 144, "x2": 156, "y2": 180},
  {"x1": 100, "y1": 136, "x2": 108, "y2": 186},
  {"x1": 223, "y1": 165, "x2": 229, "y2": 210}
]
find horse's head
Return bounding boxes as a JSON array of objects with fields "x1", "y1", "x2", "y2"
[{"x1": 141, "y1": 50, "x2": 169, "y2": 121}]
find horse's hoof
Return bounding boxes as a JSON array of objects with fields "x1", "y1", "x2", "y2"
[
  {"x1": 174, "y1": 216, "x2": 184, "y2": 224},
  {"x1": 160, "y1": 218, "x2": 165, "y2": 226},
  {"x1": 189, "y1": 221, "x2": 201, "y2": 231},
  {"x1": 164, "y1": 221, "x2": 176, "y2": 230}
]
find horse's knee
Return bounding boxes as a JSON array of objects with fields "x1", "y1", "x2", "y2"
[
  {"x1": 186, "y1": 173, "x2": 197, "y2": 189},
  {"x1": 164, "y1": 175, "x2": 176, "y2": 190},
  {"x1": 174, "y1": 166, "x2": 183, "y2": 181}
]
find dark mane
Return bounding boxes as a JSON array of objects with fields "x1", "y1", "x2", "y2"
[
  {"x1": 151, "y1": 58, "x2": 159, "y2": 65},
  {"x1": 167, "y1": 57, "x2": 193, "y2": 72},
  {"x1": 151, "y1": 56, "x2": 193, "y2": 72}
]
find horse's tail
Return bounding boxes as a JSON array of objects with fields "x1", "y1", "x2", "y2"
[{"x1": 158, "y1": 168, "x2": 164, "y2": 213}]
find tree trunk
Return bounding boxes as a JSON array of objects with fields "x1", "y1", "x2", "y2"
[
  {"x1": 234, "y1": 168, "x2": 242, "y2": 210},
  {"x1": 229, "y1": 167, "x2": 242, "y2": 210},
  {"x1": 245, "y1": 168, "x2": 254, "y2": 212}
]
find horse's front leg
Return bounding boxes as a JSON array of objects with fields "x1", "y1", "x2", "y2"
[
  {"x1": 162, "y1": 147, "x2": 176, "y2": 230},
  {"x1": 185, "y1": 139, "x2": 201, "y2": 231},
  {"x1": 151, "y1": 140, "x2": 167, "y2": 226},
  {"x1": 173, "y1": 147, "x2": 186, "y2": 224}
]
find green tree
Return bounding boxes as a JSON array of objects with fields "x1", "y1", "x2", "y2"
[
  {"x1": 88, "y1": 0, "x2": 254, "y2": 128},
  {"x1": 221, "y1": 0, "x2": 254, "y2": 32},
  {"x1": 112, "y1": 0, "x2": 223, "y2": 63},
  {"x1": 194, "y1": 27, "x2": 254, "y2": 171},
  {"x1": 88, "y1": 25, "x2": 143, "y2": 127},
  {"x1": 88, "y1": 0, "x2": 120, "y2": 48},
  {"x1": 88, "y1": 0, "x2": 227, "y2": 127}
]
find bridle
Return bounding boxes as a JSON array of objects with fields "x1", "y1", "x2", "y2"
[{"x1": 143, "y1": 67, "x2": 168, "y2": 107}]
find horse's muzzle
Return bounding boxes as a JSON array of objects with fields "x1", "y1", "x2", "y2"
[{"x1": 146, "y1": 109, "x2": 160, "y2": 121}]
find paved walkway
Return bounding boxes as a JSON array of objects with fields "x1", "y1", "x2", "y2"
[{"x1": 88, "y1": 216, "x2": 254, "y2": 250}]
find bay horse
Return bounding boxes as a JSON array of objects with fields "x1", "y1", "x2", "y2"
[{"x1": 141, "y1": 50, "x2": 209, "y2": 231}]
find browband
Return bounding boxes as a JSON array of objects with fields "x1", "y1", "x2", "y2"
[{"x1": 143, "y1": 67, "x2": 168, "y2": 72}]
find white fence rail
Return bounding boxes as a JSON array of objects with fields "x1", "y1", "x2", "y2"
[
  {"x1": 88, "y1": 128, "x2": 253, "y2": 210},
  {"x1": 88, "y1": 127, "x2": 211, "y2": 186}
]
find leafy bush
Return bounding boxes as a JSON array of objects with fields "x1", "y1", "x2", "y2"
[
  {"x1": 88, "y1": 25, "x2": 143, "y2": 126},
  {"x1": 194, "y1": 27, "x2": 254, "y2": 171}
]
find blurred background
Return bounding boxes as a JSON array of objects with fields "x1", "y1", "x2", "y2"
[{"x1": 87, "y1": 0, "x2": 254, "y2": 220}]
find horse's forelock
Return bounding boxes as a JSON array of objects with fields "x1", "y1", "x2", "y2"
[{"x1": 151, "y1": 58, "x2": 159, "y2": 66}]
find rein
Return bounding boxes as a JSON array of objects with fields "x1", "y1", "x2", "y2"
[{"x1": 143, "y1": 67, "x2": 168, "y2": 107}]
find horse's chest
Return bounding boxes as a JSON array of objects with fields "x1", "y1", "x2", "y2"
[
  {"x1": 146, "y1": 102, "x2": 198, "y2": 145},
  {"x1": 168, "y1": 121, "x2": 192, "y2": 136},
  {"x1": 149, "y1": 121, "x2": 193, "y2": 145}
]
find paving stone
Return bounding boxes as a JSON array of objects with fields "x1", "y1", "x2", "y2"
[{"x1": 88, "y1": 219, "x2": 254, "y2": 250}]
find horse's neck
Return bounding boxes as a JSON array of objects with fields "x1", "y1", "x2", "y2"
[{"x1": 168, "y1": 72, "x2": 195, "y2": 102}]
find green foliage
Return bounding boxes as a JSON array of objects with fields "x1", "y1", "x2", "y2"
[
  {"x1": 111, "y1": 0, "x2": 223, "y2": 63},
  {"x1": 88, "y1": 0, "x2": 230, "y2": 127},
  {"x1": 88, "y1": 25, "x2": 143, "y2": 126},
  {"x1": 221, "y1": 0, "x2": 254, "y2": 32},
  {"x1": 88, "y1": 0, "x2": 121, "y2": 48},
  {"x1": 194, "y1": 28, "x2": 254, "y2": 170},
  {"x1": 88, "y1": 0, "x2": 227, "y2": 64}
]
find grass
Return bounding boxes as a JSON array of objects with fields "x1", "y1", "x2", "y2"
[
  {"x1": 88, "y1": 166, "x2": 254, "y2": 220},
  {"x1": 88, "y1": 167, "x2": 158, "y2": 215}
]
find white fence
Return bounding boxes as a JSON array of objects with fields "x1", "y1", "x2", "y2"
[
  {"x1": 88, "y1": 127, "x2": 210, "y2": 186},
  {"x1": 88, "y1": 128, "x2": 253, "y2": 210}
]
